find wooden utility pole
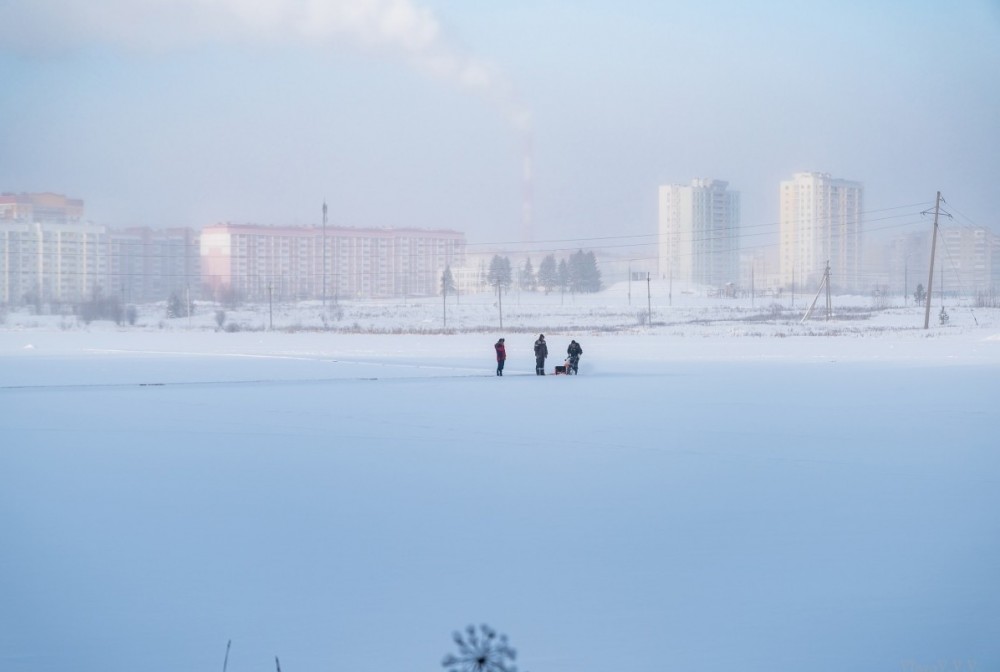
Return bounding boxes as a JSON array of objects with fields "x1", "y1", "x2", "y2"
[
  {"x1": 646, "y1": 272, "x2": 652, "y2": 326},
  {"x1": 923, "y1": 191, "x2": 942, "y2": 329},
  {"x1": 904, "y1": 256, "x2": 908, "y2": 305},
  {"x1": 801, "y1": 262, "x2": 831, "y2": 323},
  {"x1": 668, "y1": 265, "x2": 673, "y2": 307},
  {"x1": 825, "y1": 260, "x2": 832, "y2": 320},
  {"x1": 791, "y1": 266, "x2": 795, "y2": 309},
  {"x1": 322, "y1": 201, "x2": 328, "y2": 308}
]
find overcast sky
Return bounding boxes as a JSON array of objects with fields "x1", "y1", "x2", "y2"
[{"x1": 1, "y1": 0, "x2": 998, "y2": 249}]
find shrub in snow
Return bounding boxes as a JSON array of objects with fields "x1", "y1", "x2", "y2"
[
  {"x1": 442, "y1": 624, "x2": 517, "y2": 672},
  {"x1": 77, "y1": 296, "x2": 124, "y2": 325},
  {"x1": 870, "y1": 285, "x2": 890, "y2": 310},
  {"x1": 166, "y1": 292, "x2": 194, "y2": 319}
]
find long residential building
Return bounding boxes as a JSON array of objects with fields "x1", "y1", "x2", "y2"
[
  {"x1": 658, "y1": 179, "x2": 740, "y2": 288},
  {"x1": 200, "y1": 223, "x2": 466, "y2": 301},
  {"x1": 937, "y1": 226, "x2": 1000, "y2": 296},
  {"x1": 779, "y1": 172, "x2": 863, "y2": 292},
  {"x1": 110, "y1": 227, "x2": 201, "y2": 304}
]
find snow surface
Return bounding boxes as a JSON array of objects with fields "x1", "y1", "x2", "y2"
[{"x1": 1, "y1": 292, "x2": 999, "y2": 672}]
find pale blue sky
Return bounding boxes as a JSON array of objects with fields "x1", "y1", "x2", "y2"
[{"x1": 1, "y1": 0, "x2": 997, "y2": 246}]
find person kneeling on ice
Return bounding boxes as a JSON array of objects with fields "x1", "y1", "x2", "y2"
[
  {"x1": 494, "y1": 337, "x2": 506, "y2": 376},
  {"x1": 566, "y1": 339, "x2": 582, "y2": 374}
]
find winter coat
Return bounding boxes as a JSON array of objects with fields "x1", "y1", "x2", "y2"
[
  {"x1": 495, "y1": 341, "x2": 506, "y2": 361},
  {"x1": 567, "y1": 341, "x2": 582, "y2": 357},
  {"x1": 534, "y1": 338, "x2": 548, "y2": 359}
]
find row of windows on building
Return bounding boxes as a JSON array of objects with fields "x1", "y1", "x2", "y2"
[{"x1": 0, "y1": 221, "x2": 466, "y2": 306}]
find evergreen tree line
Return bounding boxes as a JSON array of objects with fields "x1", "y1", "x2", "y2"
[{"x1": 487, "y1": 250, "x2": 602, "y2": 294}]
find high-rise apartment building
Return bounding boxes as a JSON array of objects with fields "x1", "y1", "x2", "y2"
[
  {"x1": 779, "y1": 172, "x2": 863, "y2": 292},
  {"x1": 0, "y1": 193, "x2": 107, "y2": 304},
  {"x1": 0, "y1": 192, "x2": 84, "y2": 224},
  {"x1": 658, "y1": 179, "x2": 740, "y2": 287},
  {"x1": 0, "y1": 220, "x2": 109, "y2": 304}
]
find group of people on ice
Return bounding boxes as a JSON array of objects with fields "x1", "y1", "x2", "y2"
[{"x1": 493, "y1": 334, "x2": 582, "y2": 376}]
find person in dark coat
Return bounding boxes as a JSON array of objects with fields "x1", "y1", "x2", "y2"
[
  {"x1": 567, "y1": 339, "x2": 582, "y2": 374},
  {"x1": 494, "y1": 338, "x2": 506, "y2": 376},
  {"x1": 533, "y1": 334, "x2": 548, "y2": 375}
]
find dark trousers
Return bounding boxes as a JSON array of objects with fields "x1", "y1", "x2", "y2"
[
  {"x1": 535, "y1": 356, "x2": 546, "y2": 375},
  {"x1": 497, "y1": 360, "x2": 505, "y2": 376}
]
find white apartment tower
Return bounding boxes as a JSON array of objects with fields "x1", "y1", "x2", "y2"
[
  {"x1": 779, "y1": 172, "x2": 863, "y2": 292},
  {"x1": 658, "y1": 179, "x2": 740, "y2": 287}
]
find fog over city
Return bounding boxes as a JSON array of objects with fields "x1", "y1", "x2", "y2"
[
  {"x1": 3, "y1": 5, "x2": 1000, "y2": 672},
  {"x1": 1, "y1": 0, "x2": 998, "y2": 244}
]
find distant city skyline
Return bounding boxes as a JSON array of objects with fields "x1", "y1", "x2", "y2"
[{"x1": 1, "y1": 1, "x2": 997, "y2": 253}]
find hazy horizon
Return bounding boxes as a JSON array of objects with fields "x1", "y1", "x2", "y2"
[{"x1": 1, "y1": 1, "x2": 998, "y2": 247}]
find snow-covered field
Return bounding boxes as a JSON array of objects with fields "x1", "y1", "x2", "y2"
[{"x1": 2, "y1": 288, "x2": 998, "y2": 672}]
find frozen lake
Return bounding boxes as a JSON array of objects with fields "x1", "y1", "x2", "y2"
[{"x1": 1, "y1": 328, "x2": 998, "y2": 672}]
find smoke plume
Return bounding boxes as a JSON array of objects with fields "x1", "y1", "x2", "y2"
[{"x1": 0, "y1": 0, "x2": 530, "y2": 129}]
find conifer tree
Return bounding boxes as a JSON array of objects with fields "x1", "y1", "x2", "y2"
[
  {"x1": 538, "y1": 254, "x2": 558, "y2": 294},
  {"x1": 520, "y1": 257, "x2": 536, "y2": 291}
]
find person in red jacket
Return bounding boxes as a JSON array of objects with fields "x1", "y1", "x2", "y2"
[{"x1": 494, "y1": 338, "x2": 506, "y2": 376}]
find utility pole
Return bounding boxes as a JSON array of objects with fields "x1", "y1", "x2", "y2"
[
  {"x1": 498, "y1": 284, "x2": 503, "y2": 330},
  {"x1": 904, "y1": 255, "x2": 908, "y2": 305},
  {"x1": 923, "y1": 191, "x2": 942, "y2": 329},
  {"x1": 322, "y1": 201, "x2": 328, "y2": 308},
  {"x1": 751, "y1": 265, "x2": 755, "y2": 308},
  {"x1": 668, "y1": 265, "x2": 673, "y2": 307},
  {"x1": 825, "y1": 260, "x2": 832, "y2": 320},
  {"x1": 268, "y1": 281, "x2": 273, "y2": 330},
  {"x1": 646, "y1": 272, "x2": 652, "y2": 326},
  {"x1": 791, "y1": 266, "x2": 795, "y2": 309},
  {"x1": 223, "y1": 640, "x2": 231, "y2": 672},
  {"x1": 628, "y1": 262, "x2": 631, "y2": 306},
  {"x1": 801, "y1": 261, "x2": 831, "y2": 324}
]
